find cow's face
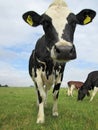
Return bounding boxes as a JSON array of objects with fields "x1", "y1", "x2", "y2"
[
  {"x1": 78, "y1": 88, "x2": 87, "y2": 100},
  {"x1": 23, "y1": 2, "x2": 96, "y2": 62}
]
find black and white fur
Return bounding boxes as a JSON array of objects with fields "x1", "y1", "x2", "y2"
[
  {"x1": 23, "y1": 0, "x2": 96, "y2": 123},
  {"x1": 78, "y1": 71, "x2": 98, "y2": 101}
]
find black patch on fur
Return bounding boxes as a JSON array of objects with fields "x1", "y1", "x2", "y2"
[
  {"x1": 62, "y1": 13, "x2": 77, "y2": 43},
  {"x1": 35, "y1": 82, "x2": 42, "y2": 103},
  {"x1": 53, "y1": 83, "x2": 61, "y2": 99},
  {"x1": 53, "y1": 83, "x2": 61, "y2": 93},
  {"x1": 37, "y1": 90, "x2": 42, "y2": 103}
]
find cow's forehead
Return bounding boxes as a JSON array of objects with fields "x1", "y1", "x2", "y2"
[{"x1": 45, "y1": 5, "x2": 72, "y2": 40}]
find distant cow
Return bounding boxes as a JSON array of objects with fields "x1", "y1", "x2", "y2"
[
  {"x1": 78, "y1": 71, "x2": 98, "y2": 101},
  {"x1": 23, "y1": 0, "x2": 96, "y2": 123},
  {"x1": 67, "y1": 81, "x2": 84, "y2": 96}
]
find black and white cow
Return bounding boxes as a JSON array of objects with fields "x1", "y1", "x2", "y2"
[
  {"x1": 78, "y1": 71, "x2": 98, "y2": 102},
  {"x1": 22, "y1": 0, "x2": 96, "y2": 123}
]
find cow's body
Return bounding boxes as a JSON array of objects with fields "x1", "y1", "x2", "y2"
[
  {"x1": 29, "y1": 40, "x2": 66, "y2": 123},
  {"x1": 67, "y1": 81, "x2": 83, "y2": 96},
  {"x1": 78, "y1": 71, "x2": 98, "y2": 101},
  {"x1": 23, "y1": 0, "x2": 96, "y2": 123}
]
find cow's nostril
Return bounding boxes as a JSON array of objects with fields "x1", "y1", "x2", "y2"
[
  {"x1": 69, "y1": 46, "x2": 75, "y2": 55},
  {"x1": 70, "y1": 46, "x2": 75, "y2": 55},
  {"x1": 55, "y1": 46, "x2": 60, "y2": 53}
]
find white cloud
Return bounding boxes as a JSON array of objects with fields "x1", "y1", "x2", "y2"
[{"x1": 0, "y1": 61, "x2": 33, "y2": 86}]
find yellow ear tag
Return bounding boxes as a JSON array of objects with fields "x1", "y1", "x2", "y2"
[
  {"x1": 84, "y1": 15, "x2": 91, "y2": 25},
  {"x1": 27, "y1": 15, "x2": 33, "y2": 26}
]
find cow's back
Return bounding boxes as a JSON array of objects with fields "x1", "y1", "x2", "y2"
[{"x1": 68, "y1": 81, "x2": 83, "y2": 89}]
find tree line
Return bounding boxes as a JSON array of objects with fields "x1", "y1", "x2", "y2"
[{"x1": 0, "y1": 84, "x2": 9, "y2": 87}]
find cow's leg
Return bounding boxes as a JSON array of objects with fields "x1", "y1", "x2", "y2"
[
  {"x1": 52, "y1": 83, "x2": 61, "y2": 116},
  {"x1": 67, "y1": 86, "x2": 71, "y2": 96},
  {"x1": 44, "y1": 87, "x2": 49, "y2": 107},
  {"x1": 70, "y1": 84, "x2": 75, "y2": 97},
  {"x1": 90, "y1": 87, "x2": 98, "y2": 102},
  {"x1": 34, "y1": 70, "x2": 46, "y2": 124}
]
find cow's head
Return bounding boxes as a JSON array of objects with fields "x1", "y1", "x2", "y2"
[
  {"x1": 23, "y1": 0, "x2": 96, "y2": 62},
  {"x1": 78, "y1": 87, "x2": 88, "y2": 100}
]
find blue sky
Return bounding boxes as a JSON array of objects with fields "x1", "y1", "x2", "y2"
[{"x1": 0, "y1": 0, "x2": 98, "y2": 87}]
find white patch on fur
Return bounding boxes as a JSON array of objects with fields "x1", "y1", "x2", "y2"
[
  {"x1": 67, "y1": 87, "x2": 71, "y2": 96},
  {"x1": 32, "y1": 67, "x2": 54, "y2": 105},
  {"x1": 55, "y1": 73, "x2": 62, "y2": 84},
  {"x1": 42, "y1": 71, "x2": 54, "y2": 88},
  {"x1": 32, "y1": 68, "x2": 46, "y2": 103},
  {"x1": 52, "y1": 98, "x2": 58, "y2": 116},
  {"x1": 46, "y1": 3, "x2": 73, "y2": 61},
  {"x1": 56, "y1": 40, "x2": 72, "y2": 46},
  {"x1": 90, "y1": 86, "x2": 98, "y2": 102},
  {"x1": 53, "y1": 90, "x2": 59, "y2": 98},
  {"x1": 37, "y1": 102, "x2": 45, "y2": 123},
  {"x1": 69, "y1": 84, "x2": 75, "y2": 97},
  {"x1": 50, "y1": 0, "x2": 67, "y2": 7},
  {"x1": 45, "y1": 2, "x2": 72, "y2": 45},
  {"x1": 51, "y1": 46, "x2": 57, "y2": 60},
  {"x1": 33, "y1": 59, "x2": 54, "y2": 89}
]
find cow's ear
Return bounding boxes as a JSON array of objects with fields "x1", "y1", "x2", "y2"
[
  {"x1": 22, "y1": 11, "x2": 42, "y2": 27},
  {"x1": 76, "y1": 9, "x2": 96, "y2": 25}
]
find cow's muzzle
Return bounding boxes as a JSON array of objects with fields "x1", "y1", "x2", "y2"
[{"x1": 54, "y1": 45, "x2": 76, "y2": 61}]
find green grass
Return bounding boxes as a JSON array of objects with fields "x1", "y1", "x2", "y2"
[{"x1": 0, "y1": 87, "x2": 98, "y2": 130}]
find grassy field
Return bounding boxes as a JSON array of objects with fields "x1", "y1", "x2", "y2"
[{"x1": 0, "y1": 87, "x2": 98, "y2": 130}]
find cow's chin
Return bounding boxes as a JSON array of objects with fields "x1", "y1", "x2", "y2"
[
  {"x1": 53, "y1": 58, "x2": 70, "y2": 63},
  {"x1": 51, "y1": 54, "x2": 76, "y2": 63}
]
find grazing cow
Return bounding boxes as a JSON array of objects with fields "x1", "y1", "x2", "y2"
[
  {"x1": 78, "y1": 71, "x2": 98, "y2": 101},
  {"x1": 67, "y1": 81, "x2": 84, "y2": 96},
  {"x1": 22, "y1": 0, "x2": 96, "y2": 123}
]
